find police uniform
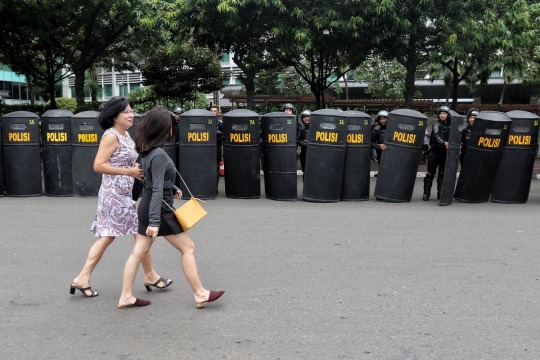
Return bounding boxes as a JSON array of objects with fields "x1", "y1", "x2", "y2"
[
  {"x1": 370, "y1": 123, "x2": 387, "y2": 165},
  {"x1": 460, "y1": 123, "x2": 472, "y2": 165},
  {"x1": 423, "y1": 107, "x2": 451, "y2": 200},
  {"x1": 297, "y1": 121, "x2": 308, "y2": 173}
]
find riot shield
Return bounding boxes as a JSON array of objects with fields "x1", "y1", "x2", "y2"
[
  {"x1": 490, "y1": 110, "x2": 539, "y2": 203},
  {"x1": 454, "y1": 111, "x2": 511, "y2": 203},
  {"x1": 261, "y1": 112, "x2": 298, "y2": 201},
  {"x1": 302, "y1": 109, "x2": 347, "y2": 202},
  {"x1": 439, "y1": 111, "x2": 464, "y2": 206},
  {"x1": 341, "y1": 111, "x2": 372, "y2": 201},
  {"x1": 374, "y1": 109, "x2": 427, "y2": 202}
]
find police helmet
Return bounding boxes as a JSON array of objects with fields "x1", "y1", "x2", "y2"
[
  {"x1": 467, "y1": 108, "x2": 479, "y2": 118},
  {"x1": 282, "y1": 103, "x2": 295, "y2": 112},
  {"x1": 437, "y1": 105, "x2": 450, "y2": 116},
  {"x1": 300, "y1": 110, "x2": 311, "y2": 119},
  {"x1": 376, "y1": 110, "x2": 389, "y2": 121},
  {"x1": 172, "y1": 107, "x2": 183, "y2": 115}
]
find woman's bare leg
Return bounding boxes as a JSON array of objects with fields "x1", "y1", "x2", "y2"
[
  {"x1": 118, "y1": 234, "x2": 153, "y2": 307},
  {"x1": 137, "y1": 234, "x2": 171, "y2": 287},
  {"x1": 164, "y1": 232, "x2": 209, "y2": 303},
  {"x1": 72, "y1": 236, "x2": 115, "y2": 296}
]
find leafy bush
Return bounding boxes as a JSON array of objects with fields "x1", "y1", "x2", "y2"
[
  {"x1": 0, "y1": 103, "x2": 46, "y2": 116},
  {"x1": 44, "y1": 98, "x2": 77, "y2": 113}
]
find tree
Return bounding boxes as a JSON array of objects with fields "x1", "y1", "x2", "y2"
[
  {"x1": 356, "y1": 55, "x2": 422, "y2": 99},
  {"x1": 185, "y1": 0, "x2": 284, "y2": 110},
  {"x1": 370, "y1": 0, "x2": 449, "y2": 109},
  {"x1": 0, "y1": 0, "x2": 143, "y2": 111},
  {"x1": 138, "y1": 43, "x2": 228, "y2": 107},
  {"x1": 0, "y1": 0, "x2": 73, "y2": 108},
  {"x1": 277, "y1": 0, "x2": 371, "y2": 109}
]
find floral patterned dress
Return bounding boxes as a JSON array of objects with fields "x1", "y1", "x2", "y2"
[{"x1": 90, "y1": 128, "x2": 138, "y2": 237}]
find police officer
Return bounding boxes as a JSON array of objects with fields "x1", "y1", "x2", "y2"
[
  {"x1": 209, "y1": 105, "x2": 223, "y2": 193},
  {"x1": 459, "y1": 108, "x2": 478, "y2": 165},
  {"x1": 283, "y1": 103, "x2": 295, "y2": 115},
  {"x1": 423, "y1": 105, "x2": 451, "y2": 201},
  {"x1": 297, "y1": 110, "x2": 311, "y2": 177},
  {"x1": 371, "y1": 110, "x2": 389, "y2": 165},
  {"x1": 172, "y1": 107, "x2": 183, "y2": 123}
]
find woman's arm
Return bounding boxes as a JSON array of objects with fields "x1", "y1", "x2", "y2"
[{"x1": 94, "y1": 133, "x2": 142, "y2": 178}]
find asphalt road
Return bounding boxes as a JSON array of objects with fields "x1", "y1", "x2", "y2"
[{"x1": 1, "y1": 177, "x2": 540, "y2": 359}]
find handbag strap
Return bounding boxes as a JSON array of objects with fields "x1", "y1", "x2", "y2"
[{"x1": 141, "y1": 154, "x2": 203, "y2": 211}]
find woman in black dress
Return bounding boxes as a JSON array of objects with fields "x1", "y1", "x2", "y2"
[{"x1": 117, "y1": 106, "x2": 225, "y2": 309}]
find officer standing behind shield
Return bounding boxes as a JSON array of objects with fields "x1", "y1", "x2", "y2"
[
  {"x1": 172, "y1": 107, "x2": 183, "y2": 123},
  {"x1": 210, "y1": 104, "x2": 222, "y2": 193},
  {"x1": 297, "y1": 110, "x2": 311, "y2": 179},
  {"x1": 459, "y1": 108, "x2": 478, "y2": 165},
  {"x1": 423, "y1": 106, "x2": 451, "y2": 201},
  {"x1": 371, "y1": 110, "x2": 389, "y2": 165}
]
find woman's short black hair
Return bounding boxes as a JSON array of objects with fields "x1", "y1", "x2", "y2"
[
  {"x1": 98, "y1": 96, "x2": 134, "y2": 130},
  {"x1": 134, "y1": 106, "x2": 175, "y2": 155}
]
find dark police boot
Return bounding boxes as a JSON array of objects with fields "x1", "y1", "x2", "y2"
[
  {"x1": 436, "y1": 176, "x2": 444, "y2": 200},
  {"x1": 423, "y1": 177, "x2": 432, "y2": 201}
]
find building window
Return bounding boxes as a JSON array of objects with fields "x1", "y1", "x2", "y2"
[
  {"x1": 235, "y1": 78, "x2": 243, "y2": 84},
  {"x1": 71, "y1": 87, "x2": 76, "y2": 98},
  {"x1": 21, "y1": 84, "x2": 28, "y2": 100},
  {"x1": 130, "y1": 83, "x2": 141, "y2": 92},
  {"x1": 12, "y1": 83, "x2": 20, "y2": 99},
  {"x1": 220, "y1": 52, "x2": 230, "y2": 63},
  {"x1": 104, "y1": 84, "x2": 112, "y2": 97},
  {"x1": 222, "y1": 79, "x2": 230, "y2": 85}
]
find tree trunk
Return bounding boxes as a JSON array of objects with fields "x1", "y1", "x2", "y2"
[
  {"x1": 451, "y1": 69, "x2": 460, "y2": 111},
  {"x1": 74, "y1": 66, "x2": 86, "y2": 113},
  {"x1": 403, "y1": 37, "x2": 417, "y2": 109},
  {"x1": 499, "y1": 82, "x2": 506, "y2": 105},
  {"x1": 344, "y1": 73, "x2": 349, "y2": 105},
  {"x1": 244, "y1": 73, "x2": 256, "y2": 110},
  {"x1": 48, "y1": 76, "x2": 57, "y2": 109}
]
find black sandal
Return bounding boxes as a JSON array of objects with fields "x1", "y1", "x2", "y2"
[
  {"x1": 70, "y1": 283, "x2": 98, "y2": 297},
  {"x1": 144, "y1": 277, "x2": 173, "y2": 291}
]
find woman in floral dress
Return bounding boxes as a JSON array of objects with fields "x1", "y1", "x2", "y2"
[{"x1": 71, "y1": 97, "x2": 171, "y2": 297}]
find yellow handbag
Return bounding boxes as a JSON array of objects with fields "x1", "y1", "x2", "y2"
[{"x1": 161, "y1": 169, "x2": 207, "y2": 231}]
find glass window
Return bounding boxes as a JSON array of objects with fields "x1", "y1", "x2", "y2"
[
  {"x1": 12, "y1": 83, "x2": 20, "y2": 99},
  {"x1": 71, "y1": 87, "x2": 76, "y2": 98},
  {"x1": 130, "y1": 83, "x2": 141, "y2": 92},
  {"x1": 21, "y1": 84, "x2": 28, "y2": 100},
  {"x1": 222, "y1": 79, "x2": 230, "y2": 85},
  {"x1": 104, "y1": 84, "x2": 112, "y2": 97},
  {"x1": 220, "y1": 52, "x2": 230, "y2": 63},
  {"x1": 491, "y1": 69, "x2": 501, "y2": 77},
  {"x1": 236, "y1": 78, "x2": 243, "y2": 84}
]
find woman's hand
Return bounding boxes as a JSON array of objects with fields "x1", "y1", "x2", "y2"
[
  {"x1": 127, "y1": 167, "x2": 144, "y2": 180},
  {"x1": 174, "y1": 189, "x2": 182, "y2": 199},
  {"x1": 380, "y1": 144, "x2": 388, "y2": 150},
  {"x1": 146, "y1": 226, "x2": 159, "y2": 241}
]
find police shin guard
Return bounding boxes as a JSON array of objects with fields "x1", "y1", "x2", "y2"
[
  {"x1": 436, "y1": 175, "x2": 444, "y2": 200},
  {"x1": 423, "y1": 176, "x2": 433, "y2": 201}
]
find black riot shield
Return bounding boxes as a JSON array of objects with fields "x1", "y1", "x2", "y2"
[
  {"x1": 302, "y1": 109, "x2": 348, "y2": 202},
  {"x1": 439, "y1": 111, "x2": 464, "y2": 206},
  {"x1": 341, "y1": 111, "x2": 372, "y2": 201},
  {"x1": 261, "y1": 112, "x2": 298, "y2": 201},
  {"x1": 223, "y1": 109, "x2": 261, "y2": 199},
  {"x1": 374, "y1": 109, "x2": 427, "y2": 202},
  {"x1": 454, "y1": 111, "x2": 512, "y2": 203},
  {"x1": 0, "y1": 118, "x2": 3, "y2": 197},
  {"x1": 72, "y1": 111, "x2": 104, "y2": 196},
  {"x1": 2, "y1": 111, "x2": 41, "y2": 196},
  {"x1": 178, "y1": 109, "x2": 217, "y2": 200},
  {"x1": 490, "y1": 110, "x2": 539, "y2": 203},
  {"x1": 41, "y1": 109, "x2": 73, "y2": 196}
]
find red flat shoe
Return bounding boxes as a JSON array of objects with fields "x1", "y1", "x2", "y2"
[
  {"x1": 117, "y1": 298, "x2": 151, "y2": 309},
  {"x1": 196, "y1": 290, "x2": 225, "y2": 309}
]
